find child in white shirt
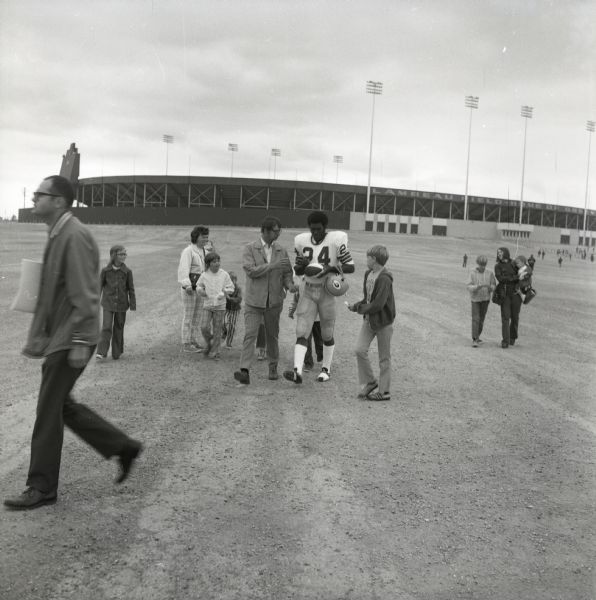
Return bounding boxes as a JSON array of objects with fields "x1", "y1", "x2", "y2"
[{"x1": 197, "y1": 252, "x2": 234, "y2": 358}]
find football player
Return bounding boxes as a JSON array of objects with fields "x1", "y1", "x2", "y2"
[{"x1": 283, "y1": 211, "x2": 355, "y2": 384}]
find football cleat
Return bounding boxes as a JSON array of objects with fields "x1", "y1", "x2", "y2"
[
  {"x1": 283, "y1": 369, "x2": 303, "y2": 384},
  {"x1": 317, "y1": 368, "x2": 330, "y2": 382}
]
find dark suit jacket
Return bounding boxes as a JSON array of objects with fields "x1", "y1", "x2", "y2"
[
  {"x1": 242, "y1": 239, "x2": 294, "y2": 308},
  {"x1": 24, "y1": 212, "x2": 100, "y2": 357}
]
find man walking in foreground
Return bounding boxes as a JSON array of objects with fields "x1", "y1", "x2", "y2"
[{"x1": 4, "y1": 175, "x2": 142, "y2": 511}]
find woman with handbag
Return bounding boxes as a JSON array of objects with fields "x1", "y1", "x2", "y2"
[{"x1": 494, "y1": 246, "x2": 522, "y2": 348}]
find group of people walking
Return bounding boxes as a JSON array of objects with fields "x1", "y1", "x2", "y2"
[
  {"x1": 466, "y1": 246, "x2": 536, "y2": 349},
  {"x1": 6, "y1": 173, "x2": 545, "y2": 513}
]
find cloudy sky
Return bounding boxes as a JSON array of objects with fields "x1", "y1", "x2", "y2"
[{"x1": 1, "y1": 0, "x2": 595, "y2": 218}]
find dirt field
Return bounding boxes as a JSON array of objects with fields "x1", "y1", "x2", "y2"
[{"x1": 0, "y1": 222, "x2": 594, "y2": 600}]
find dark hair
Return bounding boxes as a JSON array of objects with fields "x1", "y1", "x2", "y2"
[
  {"x1": 307, "y1": 211, "x2": 328, "y2": 228},
  {"x1": 204, "y1": 251, "x2": 220, "y2": 267},
  {"x1": 261, "y1": 216, "x2": 281, "y2": 233},
  {"x1": 43, "y1": 175, "x2": 75, "y2": 206},
  {"x1": 191, "y1": 226, "x2": 209, "y2": 244},
  {"x1": 109, "y1": 244, "x2": 126, "y2": 265}
]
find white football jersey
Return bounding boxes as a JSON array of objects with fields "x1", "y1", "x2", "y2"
[{"x1": 294, "y1": 230, "x2": 354, "y2": 283}]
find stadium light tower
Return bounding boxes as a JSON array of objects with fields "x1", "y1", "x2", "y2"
[
  {"x1": 228, "y1": 143, "x2": 238, "y2": 177},
  {"x1": 582, "y1": 120, "x2": 595, "y2": 246},
  {"x1": 162, "y1": 134, "x2": 174, "y2": 175},
  {"x1": 463, "y1": 95, "x2": 479, "y2": 221},
  {"x1": 333, "y1": 155, "x2": 343, "y2": 183},
  {"x1": 366, "y1": 80, "x2": 383, "y2": 215},
  {"x1": 518, "y1": 106, "x2": 533, "y2": 227},
  {"x1": 271, "y1": 148, "x2": 281, "y2": 180}
]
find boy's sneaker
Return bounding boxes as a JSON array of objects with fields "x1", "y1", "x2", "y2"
[
  {"x1": 183, "y1": 343, "x2": 200, "y2": 353},
  {"x1": 96, "y1": 353, "x2": 106, "y2": 360},
  {"x1": 317, "y1": 368, "x2": 330, "y2": 382},
  {"x1": 283, "y1": 369, "x2": 302, "y2": 384},
  {"x1": 257, "y1": 348, "x2": 267, "y2": 361},
  {"x1": 472, "y1": 340, "x2": 479, "y2": 348}
]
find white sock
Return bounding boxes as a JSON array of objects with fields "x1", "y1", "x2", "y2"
[
  {"x1": 322, "y1": 344, "x2": 335, "y2": 373},
  {"x1": 294, "y1": 344, "x2": 308, "y2": 375}
]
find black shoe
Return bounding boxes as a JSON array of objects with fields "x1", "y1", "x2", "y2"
[
  {"x1": 234, "y1": 370, "x2": 250, "y2": 385},
  {"x1": 268, "y1": 364, "x2": 279, "y2": 380},
  {"x1": 501, "y1": 341, "x2": 509, "y2": 348},
  {"x1": 4, "y1": 487, "x2": 57, "y2": 511},
  {"x1": 283, "y1": 369, "x2": 302, "y2": 384},
  {"x1": 115, "y1": 441, "x2": 143, "y2": 484},
  {"x1": 509, "y1": 339, "x2": 515, "y2": 346}
]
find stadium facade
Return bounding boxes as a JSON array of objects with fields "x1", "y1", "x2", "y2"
[{"x1": 18, "y1": 145, "x2": 595, "y2": 247}]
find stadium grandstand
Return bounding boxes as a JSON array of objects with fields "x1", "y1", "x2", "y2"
[{"x1": 19, "y1": 143, "x2": 595, "y2": 247}]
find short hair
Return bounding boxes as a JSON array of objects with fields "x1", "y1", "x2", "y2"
[
  {"x1": 367, "y1": 245, "x2": 389, "y2": 266},
  {"x1": 307, "y1": 211, "x2": 328, "y2": 228},
  {"x1": 43, "y1": 175, "x2": 75, "y2": 206},
  {"x1": 515, "y1": 255, "x2": 527, "y2": 264},
  {"x1": 476, "y1": 255, "x2": 488, "y2": 266},
  {"x1": 190, "y1": 226, "x2": 209, "y2": 244},
  {"x1": 109, "y1": 244, "x2": 126, "y2": 264},
  {"x1": 261, "y1": 216, "x2": 281, "y2": 233},
  {"x1": 204, "y1": 251, "x2": 220, "y2": 267}
]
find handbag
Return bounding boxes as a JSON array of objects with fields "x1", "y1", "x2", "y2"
[{"x1": 491, "y1": 286, "x2": 504, "y2": 305}]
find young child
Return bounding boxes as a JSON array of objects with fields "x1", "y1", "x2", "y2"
[
  {"x1": 513, "y1": 255, "x2": 537, "y2": 304},
  {"x1": 347, "y1": 245, "x2": 395, "y2": 401},
  {"x1": 197, "y1": 252, "x2": 234, "y2": 358},
  {"x1": 222, "y1": 271, "x2": 242, "y2": 349},
  {"x1": 288, "y1": 284, "x2": 323, "y2": 371},
  {"x1": 97, "y1": 245, "x2": 136, "y2": 360},
  {"x1": 466, "y1": 255, "x2": 497, "y2": 347}
]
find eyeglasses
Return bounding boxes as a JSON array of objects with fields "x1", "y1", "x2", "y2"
[{"x1": 32, "y1": 192, "x2": 61, "y2": 201}]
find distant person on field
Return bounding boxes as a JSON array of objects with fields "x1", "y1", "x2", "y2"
[
  {"x1": 177, "y1": 225, "x2": 211, "y2": 353},
  {"x1": 558, "y1": 256, "x2": 563, "y2": 268},
  {"x1": 466, "y1": 255, "x2": 496, "y2": 347},
  {"x1": 96, "y1": 245, "x2": 136, "y2": 360},
  {"x1": 4, "y1": 175, "x2": 142, "y2": 511},
  {"x1": 494, "y1": 246, "x2": 523, "y2": 348},
  {"x1": 347, "y1": 245, "x2": 395, "y2": 401},
  {"x1": 197, "y1": 252, "x2": 234, "y2": 359},
  {"x1": 462, "y1": 253, "x2": 468, "y2": 268},
  {"x1": 222, "y1": 271, "x2": 242, "y2": 349}
]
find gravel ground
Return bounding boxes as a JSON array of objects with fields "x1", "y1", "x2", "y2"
[{"x1": 0, "y1": 223, "x2": 594, "y2": 600}]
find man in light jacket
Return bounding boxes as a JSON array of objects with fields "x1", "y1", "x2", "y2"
[
  {"x1": 233, "y1": 217, "x2": 297, "y2": 384},
  {"x1": 4, "y1": 176, "x2": 142, "y2": 511}
]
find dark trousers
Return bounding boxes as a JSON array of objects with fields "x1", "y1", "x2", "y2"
[
  {"x1": 27, "y1": 350, "x2": 132, "y2": 494},
  {"x1": 97, "y1": 309, "x2": 126, "y2": 358},
  {"x1": 305, "y1": 321, "x2": 324, "y2": 365},
  {"x1": 471, "y1": 301, "x2": 489, "y2": 340},
  {"x1": 500, "y1": 293, "x2": 522, "y2": 344}
]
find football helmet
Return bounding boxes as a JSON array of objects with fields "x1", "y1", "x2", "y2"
[{"x1": 325, "y1": 273, "x2": 349, "y2": 296}]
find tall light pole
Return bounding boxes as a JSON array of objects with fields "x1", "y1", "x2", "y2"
[
  {"x1": 271, "y1": 148, "x2": 281, "y2": 180},
  {"x1": 366, "y1": 80, "x2": 383, "y2": 215},
  {"x1": 518, "y1": 106, "x2": 533, "y2": 227},
  {"x1": 333, "y1": 155, "x2": 343, "y2": 183},
  {"x1": 228, "y1": 143, "x2": 238, "y2": 177},
  {"x1": 582, "y1": 120, "x2": 595, "y2": 246},
  {"x1": 463, "y1": 95, "x2": 479, "y2": 221},
  {"x1": 162, "y1": 134, "x2": 174, "y2": 175}
]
